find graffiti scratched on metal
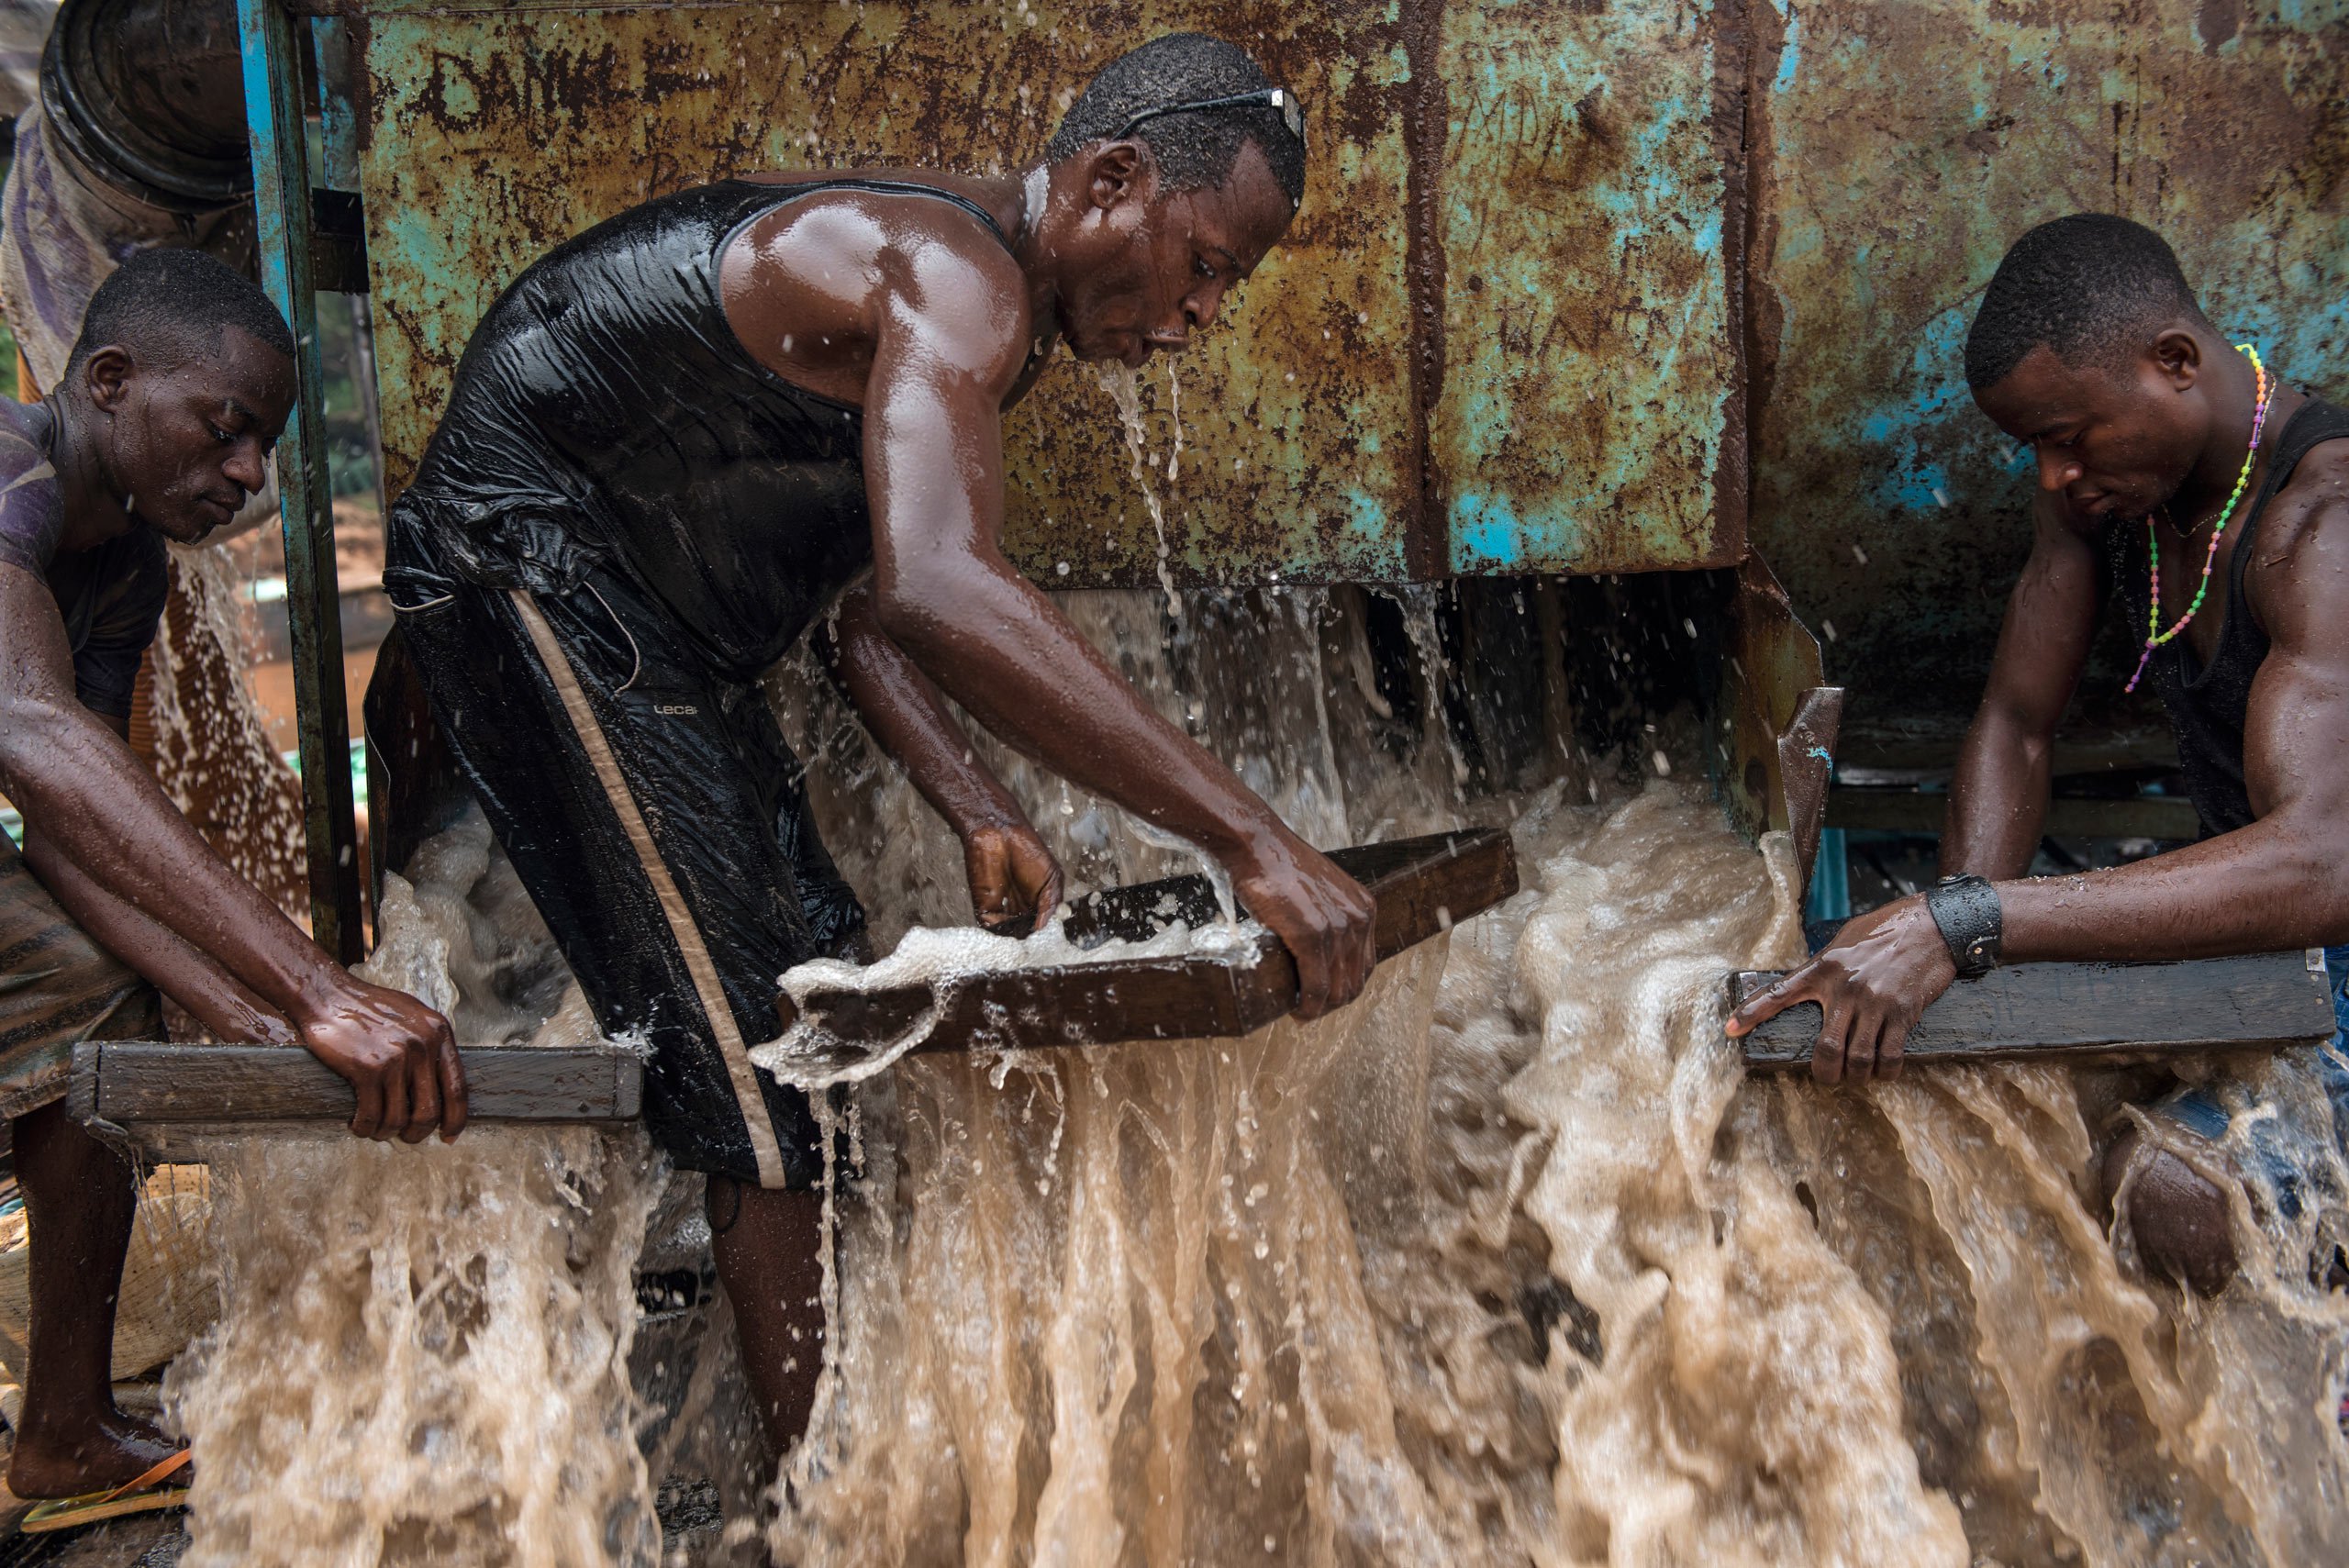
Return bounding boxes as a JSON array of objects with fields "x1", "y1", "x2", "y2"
[
  {"x1": 346, "y1": 0, "x2": 1742, "y2": 585},
  {"x1": 1744, "y1": 0, "x2": 2349, "y2": 758}
]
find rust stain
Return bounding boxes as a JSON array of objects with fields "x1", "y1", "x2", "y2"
[
  {"x1": 351, "y1": 0, "x2": 1741, "y2": 586},
  {"x1": 1746, "y1": 0, "x2": 2349, "y2": 759},
  {"x1": 1398, "y1": 0, "x2": 1450, "y2": 582}
]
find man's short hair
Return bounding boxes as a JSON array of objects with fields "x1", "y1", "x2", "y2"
[
  {"x1": 1964, "y1": 214, "x2": 2208, "y2": 394},
  {"x1": 1048, "y1": 33, "x2": 1308, "y2": 207},
  {"x1": 62, "y1": 248, "x2": 295, "y2": 383}
]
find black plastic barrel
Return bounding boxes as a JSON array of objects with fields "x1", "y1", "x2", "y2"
[{"x1": 39, "y1": 0, "x2": 250, "y2": 212}]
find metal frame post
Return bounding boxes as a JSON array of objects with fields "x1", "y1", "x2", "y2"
[{"x1": 238, "y1": 0, "x2": 362, "y2": 962}]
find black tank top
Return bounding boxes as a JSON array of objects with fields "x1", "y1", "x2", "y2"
[
  {"x1": 2102, "y1": 396, "x2": 2349, "y2": 838},
  {"x1": 394, "y1": 177, "x2": 1019, "y2": 677}
]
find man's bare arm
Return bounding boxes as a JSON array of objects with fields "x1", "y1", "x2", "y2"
[
  {"x1": 24, "y1": 824, "x2": 297, "y2": 1048},
  {"x1": 1942, "y1": 495, "x2": 2100, "y2": 878},
  {"x1": 0, "y1": 563, "x2": 464, "y2": 1139},
  {"x1": 1731, "y1": 486, "x2": 2349, "y2": 1083},
  {"x1": 1997, "y1": 493, "x2": 2349, "y2": 958},
  {"x1": 854, "y1": 237, "x2": 1374, "y2": 1016},
  {"x1": 818, "y1": 581, "x2": 1063, "y2": 928}
]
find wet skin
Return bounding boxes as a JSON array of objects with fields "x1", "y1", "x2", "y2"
[
  {"x1": 720, "y1": 139, "x2": 1376, "y2": 1013},
  {"x1": 1730, "y1": 324, "x2": 2349, "y2": 1086},
  {"x1": 701, "y1": 139, "x2": 1374, "y2": 1457},
  {"x1": 0, "y1": 327, "x2": 467, "y2": 1496}
]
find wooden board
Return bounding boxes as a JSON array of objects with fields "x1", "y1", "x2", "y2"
[
  {"x1": 70, "y1": 1041, "x2": 643, "y2": 1127},
  {"x1": 1730, "y1": 950, "x2": 2336, "y2": 1070},
  {"x1": 67, "y1": 829, "x2": 1516, "y2": 1137},
  {"x1": 790, "y1": 828, "x2": 1520, "y2": 1052}
]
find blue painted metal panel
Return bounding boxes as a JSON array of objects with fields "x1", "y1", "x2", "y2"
[{"x1": 239, "y1": 0, "x2": 362, "y2": 958}]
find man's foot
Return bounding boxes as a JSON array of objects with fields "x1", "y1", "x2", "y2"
[
  {"x1": 7, "y1": 1407, "x2": 180, "y2": 1500},
  {"x1": 2101, "y1": 1120, "x2": 2239, "y2": 1296}
]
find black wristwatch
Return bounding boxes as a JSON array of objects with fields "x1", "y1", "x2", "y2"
[{"x1": 1924, "y1": 873, "x2": 2003, "y2": 978}]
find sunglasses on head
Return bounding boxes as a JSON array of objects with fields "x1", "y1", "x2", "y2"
[{"x1": 1114, "y1": 87, "x2": 1306, "y2": 152}]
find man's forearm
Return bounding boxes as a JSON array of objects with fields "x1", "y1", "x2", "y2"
[
  {"x1": 1941, "y1": 707, "x2": 2053, "y2": 879},
  {"x1": 23, "y1": 829, "x2": 298, "y2": 1046},
  {"x1": 821, "y1": 586, "x2": 1026, "y2": 835},
  {"x1": 1998, "y1": 817, "x2": 2349, "y2": 962},
  {"x1": 875, "y1": 558, "x2": 1288, "y2": 863},
  {"x1": 0, "y1": 699, "x2": 348, "y2": 1023}
]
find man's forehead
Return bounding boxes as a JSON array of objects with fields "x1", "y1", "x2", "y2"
[
  {"x1": 1188, "y1": 156, "x2": 1289, "y2": 261},
  {"x1": 1985, "y1": 344, "x2": 2112, "y2": 422}
]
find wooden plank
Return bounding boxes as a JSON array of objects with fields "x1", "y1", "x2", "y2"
[
  {"x1": 1731, "y1": 950, "x2": 2336, "y2": 1071},
  {"x1": 1825, "y1": 787, "x2": 2201, "y2": 842},
  {"x1": 72, "y1": 1042, "x2": 643, "y2": 1126},
  {"x1": 791, "y1": 828, "x2": 1520, "y2": 1052}
]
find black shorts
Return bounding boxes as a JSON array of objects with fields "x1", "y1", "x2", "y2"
[{"x1": 384, "y1": 517, "x2": 865, "y2": 1189}]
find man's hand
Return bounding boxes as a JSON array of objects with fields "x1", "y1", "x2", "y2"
[
  {"x1": 963, "y1": 818, "x2": 1063, "y2": 936},
  {"x1": 1230, "y1": 830, "x2": 1376, "y2": 1020},
  {"x1": 1725, "y1": 895, "x2": 1956, "y2": 1085},
  {"x1": 295, "y1": 978, "x2": 468, "y2": 1142}
]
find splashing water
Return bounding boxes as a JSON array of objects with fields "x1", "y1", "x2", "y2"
[
  {"x1": 164, "y1": 589, "x2": 2347, "y2": 1566},
  {"x1": 144, "y1": 542, "x2": 309, "y2": 917},
  {"x1": 761, "y1": 589, "x2": 2348, "y2": 1567},
  {"x1": 168, "y1": 812, "x2": 662, "y2": 1568}
]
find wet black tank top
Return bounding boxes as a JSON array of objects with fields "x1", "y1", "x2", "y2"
[
  {"x1": 393, "y1": 177, "x2": 1018, "y2": 677},
  {"x1": 2102, "y1": 396, "x2": 2349, "y2": 838}
]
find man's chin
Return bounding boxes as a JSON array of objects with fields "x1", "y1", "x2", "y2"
[{"x1": 150, "y1": 514, "x2": 219, "y2": 546}]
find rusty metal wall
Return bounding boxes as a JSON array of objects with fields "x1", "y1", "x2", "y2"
[
  {"x1": 1745, "y1": 0, "x2": 2349, "y2": 762},
  {"x1": 331, "y1": 0, "x2": 1744, "y2": 585}
]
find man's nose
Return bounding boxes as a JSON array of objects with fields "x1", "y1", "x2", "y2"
[
  {"x1": 225, "y1": 442, "x2": 267, "y2": 494},
  {"x1": 1150, "y1": 284, "x2": 1226, "y2": 350}
]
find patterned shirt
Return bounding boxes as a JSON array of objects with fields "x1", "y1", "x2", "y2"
[{"x1": 0, "y1": 398, "x2": 168, "y2": 719}]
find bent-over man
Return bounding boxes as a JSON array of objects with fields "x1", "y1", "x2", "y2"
[
  {"x1": 0, "y1": 250, "x2": 463, "y2": 1516},
  {"x1": 1731, "y1": 214, "x2": 2349, "y2": 1293},
  {"x1": 385, "y1": 34, "x2": 1375, "y2": 1455}
]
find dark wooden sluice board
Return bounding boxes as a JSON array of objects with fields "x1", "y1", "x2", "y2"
[
  {"x1": 70, "y1": 828, "x2": 1520, "y2": 1129},
  {"x1": 70, "y1": 1040, "x2": 644, "y2": 1129},
  {"x1": 1730, "y1": 949, "x2": 2337, "y2": 1070},
  {"x1": 787, "y1": 827, "x2": 1520, "y2": 1052}
]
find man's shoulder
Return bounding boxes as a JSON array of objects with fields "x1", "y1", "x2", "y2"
[
  {"x1": 2243, "y1": 427, "x2": 2349, "y2": 635},
  {"x1": 2255, "y1": 424, "x2": 2349, "y2": 555}
]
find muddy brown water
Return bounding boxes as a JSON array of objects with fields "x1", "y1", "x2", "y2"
[{"x1": 124, "y1": 574, "x2": 2347, "y2": 1565}]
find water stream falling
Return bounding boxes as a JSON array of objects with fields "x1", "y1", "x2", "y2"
[
  {"x1": 155, "y1": 589, "x2": 2347, "y2": 1565},
  {"x1": 1099, "y1": 365, "x2": 1186, "y2": 621}
]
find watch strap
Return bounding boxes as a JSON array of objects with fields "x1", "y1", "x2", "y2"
[{"x1": 1925, "y1": 874, "x2": 2003, "y2": 978}]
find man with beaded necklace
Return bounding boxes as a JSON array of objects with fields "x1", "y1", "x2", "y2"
[{"x1": 1731, "y1": 214, "x2": 2349, "y2": 1294}]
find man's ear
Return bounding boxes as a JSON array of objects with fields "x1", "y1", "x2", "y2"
[
  {"x1": 1086, "y1": 141, "x2": 1149, "y2": 213},
  {"x1": 2150, "y1": 327, "x2": 2203, "y2": 392},
  {"x1": 81, "y1": 344, "x2": 136, "y2": 415}
]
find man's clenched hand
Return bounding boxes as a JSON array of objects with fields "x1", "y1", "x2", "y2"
[
  {"x1": 297, "y1": 979, "x2": 468, "y2": 1142},
  {"x1": 1726, "y1": 895, "x2": 1957, "y2": 1085}
]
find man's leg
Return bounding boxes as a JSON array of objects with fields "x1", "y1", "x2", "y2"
[
  {"x1": 6, "y1": 1102, "x2": 176, "y2": 1498},
  {"x1": 390, "y1": 549, "x2": 861, "y2": 1459},
  {"x1": 706, "y1": 1179, "x2": 829, "y2": 1453},
  {"x1": 0, "y1": 839, "x2": 174, "y2": 1496}
]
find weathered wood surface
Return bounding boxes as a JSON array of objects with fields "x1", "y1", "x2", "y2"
[
  {"x1": 71, "y1": 1041, "x2": 643, "y2": 1126},
  {"x1": 1731, "y1": 950, "x2": 2336, "y2": 1070},
  {"x1": 792, "y1": 828, "x2": 1520, "y2": 1051}
]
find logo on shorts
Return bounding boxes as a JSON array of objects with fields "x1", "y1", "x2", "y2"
[{"x1": 654, "y1": 703, "x2": 698, "y2": 717}]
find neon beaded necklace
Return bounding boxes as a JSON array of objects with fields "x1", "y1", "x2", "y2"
[{"x1": 2123, "y1": 343, "x2": 2273, "y2": 694}]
